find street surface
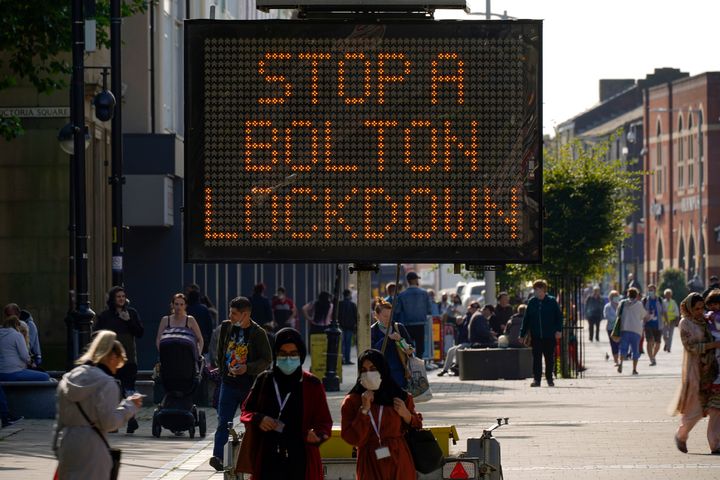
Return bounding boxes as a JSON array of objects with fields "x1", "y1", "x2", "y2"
[{"x1": 2, "y1": 323, "x2": 719, "y2": 479}]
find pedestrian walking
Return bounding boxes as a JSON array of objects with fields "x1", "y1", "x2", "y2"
[
  {"x1": 612, "y1": 287, "x2": 649, "y2": 375},
  {"x1": 643, "y1": 284, "x2": 666, "y2": 366},
  {"x1": 623, "y1": 272, "x2": 642, "y2": 297},
  {"x1": 303, "y1": 291, "x2": 334, "y2": 335},
  {"x1": 237, "y1": 328, "x2": 332, "y2": 479},
  {"x1": 603, "y1": 290, "x2": 621, "y2": 366},
  {"x1": 520, "y1": 280, "x2": 563, "y2": 387},
  {"x1": 340, "y1": 349, "x2": 423, "y2": 480},
  {"x1": 95, "y1": 285, "x2": 144, "y2": 434},
  {"x1": 271, "y1": 286, "x2": 297, "y2": 331},
  {"x1": 338, "y1": 289, "x2": 358, "y2": 365},
  {"x1": 663, "y1": 288, "x2": 680, "y2": 353},
  {"x1": 209, "y1": 296, "x2": 272, "y2": 471},
  {"x1": 53, "y1": 331, "x2": 143, "y2": 479},
  {"x1": 250, "y1": 283, "x2": 273, "y2": 328},
  {"x1": 392, "y1": 272, "x2": 432, "y2": 359},
  {"x1": 185, "y1": 284, "x2": 214, "y2": 354},
  {"x1": 371, "y1": 299, "x2": 414, "y2": 389},
  {"x1": 585, "y1": 286, "x2": 604, "y2": 342},
  {"x1": 671, "y1": 292, "x2": 720, "y2": 454},
  {"x1": 155, "y1": 293, "x2": 204, "y2": 355}
]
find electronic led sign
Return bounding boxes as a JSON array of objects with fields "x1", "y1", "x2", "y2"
[{"x1": 185, "y1": 20, "x2": 542, "y2": 263}]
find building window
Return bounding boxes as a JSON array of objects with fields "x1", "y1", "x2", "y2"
[
  {"x1": 655, "y1": 122, "x2": 663, "y2": 195},
  {"x1": 657, "y1": 239, "x2": 664, "y2": 275},
  {"x1": 688, "y1": 235, "x2": 696, "y2": 278},
  {"x1": 677, "y1": 117, "x2": 684, "y2": 188},
  {"x1": 678, "y1": 236, "x2": 686, "y2": 270},
  {"x1": 687, "y1": 116, "x2": 694, "y2": 187}
]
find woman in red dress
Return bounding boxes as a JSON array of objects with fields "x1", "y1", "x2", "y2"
[
  {"x1": 341, "y1": 349, "x2": 423, "y2": 479},
  {"x1": 239, "y1": 328, "x2": 332, "y2": 479}
]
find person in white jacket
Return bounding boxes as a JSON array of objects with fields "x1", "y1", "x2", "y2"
[{"x1": 53, "y1": 331, "x2": 143, "y2": 479}]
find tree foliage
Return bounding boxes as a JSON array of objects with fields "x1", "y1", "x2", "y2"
[
  {"x1": 658, "y1": 268, "x2": 689, "y2": 303},
  {"x1": 0, "y1": 1, "x2": 148, "y2": 140},
  {"x1": 540, "y1": 132, "x2": 645, "y2": 280},
  {"x1": 498, "y1": 132, "x2": 645, "y2": 290}
]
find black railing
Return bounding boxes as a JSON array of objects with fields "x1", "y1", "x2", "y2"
[{"x1": 548, "y1": 276, "x2": 585, "y2": 379}]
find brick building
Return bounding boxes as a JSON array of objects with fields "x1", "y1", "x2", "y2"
[{"x1": 644, "y1": 72, "x2": 720, "y2": 287}]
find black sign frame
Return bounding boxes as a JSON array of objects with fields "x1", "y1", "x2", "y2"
[{"x1": 185, "y1": 19, "x2": 542, "y2": 264}]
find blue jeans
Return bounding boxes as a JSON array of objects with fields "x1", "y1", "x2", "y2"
[
  {"x1": 619, "y1": 331, "x2": 641, "y2": 361},
  {"x1": 342, "y1": 329, "x2": 354, "y2": 363},
  {"x1": 0, "y1": 370, "x2": 50, "y2": 381},
  {"x1": 213, "y1": 381, "x2": 251, "y2": 460}
]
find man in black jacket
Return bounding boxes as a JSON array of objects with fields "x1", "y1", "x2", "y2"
[
  {"x1": 469, "y1": 305, "x2": 498, "y2": 347},
  {"x1": 338, "y1": 289, "x2": 358, "y2": 365}
]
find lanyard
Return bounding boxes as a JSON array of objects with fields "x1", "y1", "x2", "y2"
[
  {"x1": 273, "y1": 379, "x2": 292, "y2": 418},
  {"x1": 369, "y1": 405, "x2": 384, "y2": 442}
]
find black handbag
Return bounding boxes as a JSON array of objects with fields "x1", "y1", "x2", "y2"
[
  {"x1": 76, "y1": 402, "x2": 122, "y2": 480},
  {"x1": 404, "y1": 427, "x2": 444, "y2": 474}
]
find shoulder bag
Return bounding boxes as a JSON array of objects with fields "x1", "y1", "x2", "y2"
[
  {"x1": 404, "y1": 427, "x2": 444, "y2": 474},
  {"x1": 75, "y1": 402, "x2": 121, "y2": 480}
]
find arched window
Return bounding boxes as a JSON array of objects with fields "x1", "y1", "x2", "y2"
[
  {"x1": 655, "y1": 121, "x2": 663, "y2": 195},
  {"x1": 688, "y1": 116, "x2": 695, "y2": 186},
  {"x1": 688, "y1": 235, "x2": 696, "y2": 278},
  {"x1": 657, "y1": 237, "x2": 664, "y2": 275},
  {"x1": 678, "y1": 236, "x2": 686, "y2": 270},
  {"x1": 677, "y1": 116, "x2": 684, "y2": 188}
]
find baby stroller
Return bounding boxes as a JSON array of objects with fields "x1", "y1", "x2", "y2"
[{"x1": 152, "y1": 326, "x2": 207, "y2": 438}]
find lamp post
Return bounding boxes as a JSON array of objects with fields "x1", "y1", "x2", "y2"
[
  {"x1": 64, "y1": 0, "x2": 95, "y2": 366},
  {"x1": 323, "y1": 264, "x2": 343, "y2": 392},
  {"x1": 110, "y1": 0, "x2": 125, "y2": 286}
]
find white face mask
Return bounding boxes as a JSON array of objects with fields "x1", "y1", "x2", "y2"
[{"x1": 360, "y1": 371, "x2": 382, "y2": 391}]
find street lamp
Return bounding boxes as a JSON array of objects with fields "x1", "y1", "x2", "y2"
[{"x1": 61, "y1": 0, "x2": 96, "y2": 368}]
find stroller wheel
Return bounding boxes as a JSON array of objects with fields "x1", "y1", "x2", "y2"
[
  {"x1": 189, "y1": 426, "x2": 195, "y2": 439},
  {"x1": 198, "y1": 410, "x2": 207, "y2": 438}
]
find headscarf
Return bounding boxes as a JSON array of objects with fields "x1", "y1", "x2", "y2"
[
  {"x1": 348, "y1": 349, "x2": 407, "y2": 406},
  {"x1": 274, "y1": 327, "x2": 307, "y2": 364},
  {"x1": 273, "y1": 328, "x2": 305, "y2": 389}
]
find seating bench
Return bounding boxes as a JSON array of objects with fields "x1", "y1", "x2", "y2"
[
  {"x1": 1, "y1": 380, "x2": 58, "y2": 419},
  {"x1": 456, "y1": 347, "x2": 533, "y2": 380}
]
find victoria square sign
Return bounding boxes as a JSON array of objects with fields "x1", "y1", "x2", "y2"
[{"x1": 185, "y1": 20, "x2": 542, "y2": 263}]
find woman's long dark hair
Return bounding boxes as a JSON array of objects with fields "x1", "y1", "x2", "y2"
[
  {"x1": 313, "y1": 291, "x2": 332, "y2": 323},
  {"x1": 349, "y1": 349, "x2": 407, "y2": 406}
]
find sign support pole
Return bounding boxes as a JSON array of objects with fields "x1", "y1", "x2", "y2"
[{"x1": 351, "y1": 264, "x2": 378, "y2": 356}]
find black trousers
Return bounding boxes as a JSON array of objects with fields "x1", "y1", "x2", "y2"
[
  {"x1": 531, "y1": 337, "x2": 556, "y2": 383},
  {"x1": 588, "y1": 318, "x2": 601, "y2": 341},
  {"x1": 405, "y1": 324, "x2": 425, "y2": 359}
]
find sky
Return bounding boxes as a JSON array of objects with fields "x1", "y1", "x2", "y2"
[{"x1": 436, "y1": 0, "x2": 720, "y2": 135}]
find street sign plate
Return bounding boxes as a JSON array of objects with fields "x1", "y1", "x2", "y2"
[{"x1": 185, "y1": 20, "x2": 542, "y2": 263}]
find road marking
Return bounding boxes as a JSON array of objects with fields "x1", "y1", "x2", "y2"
[{"x1": 505, "y1": 463, "x2": 720, "y2": 471}]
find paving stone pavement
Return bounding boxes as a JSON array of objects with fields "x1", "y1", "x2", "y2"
[{"x1": 2, "y1": 323, "x2": 719, "y2": 479}]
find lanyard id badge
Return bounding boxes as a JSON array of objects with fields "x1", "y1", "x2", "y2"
[
  {"x1": 369, "y1": 406, "x2": 391, "y2": 460},
  {"x1": 273, "y1": 379, "x2": 291, "y2": 433}
]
